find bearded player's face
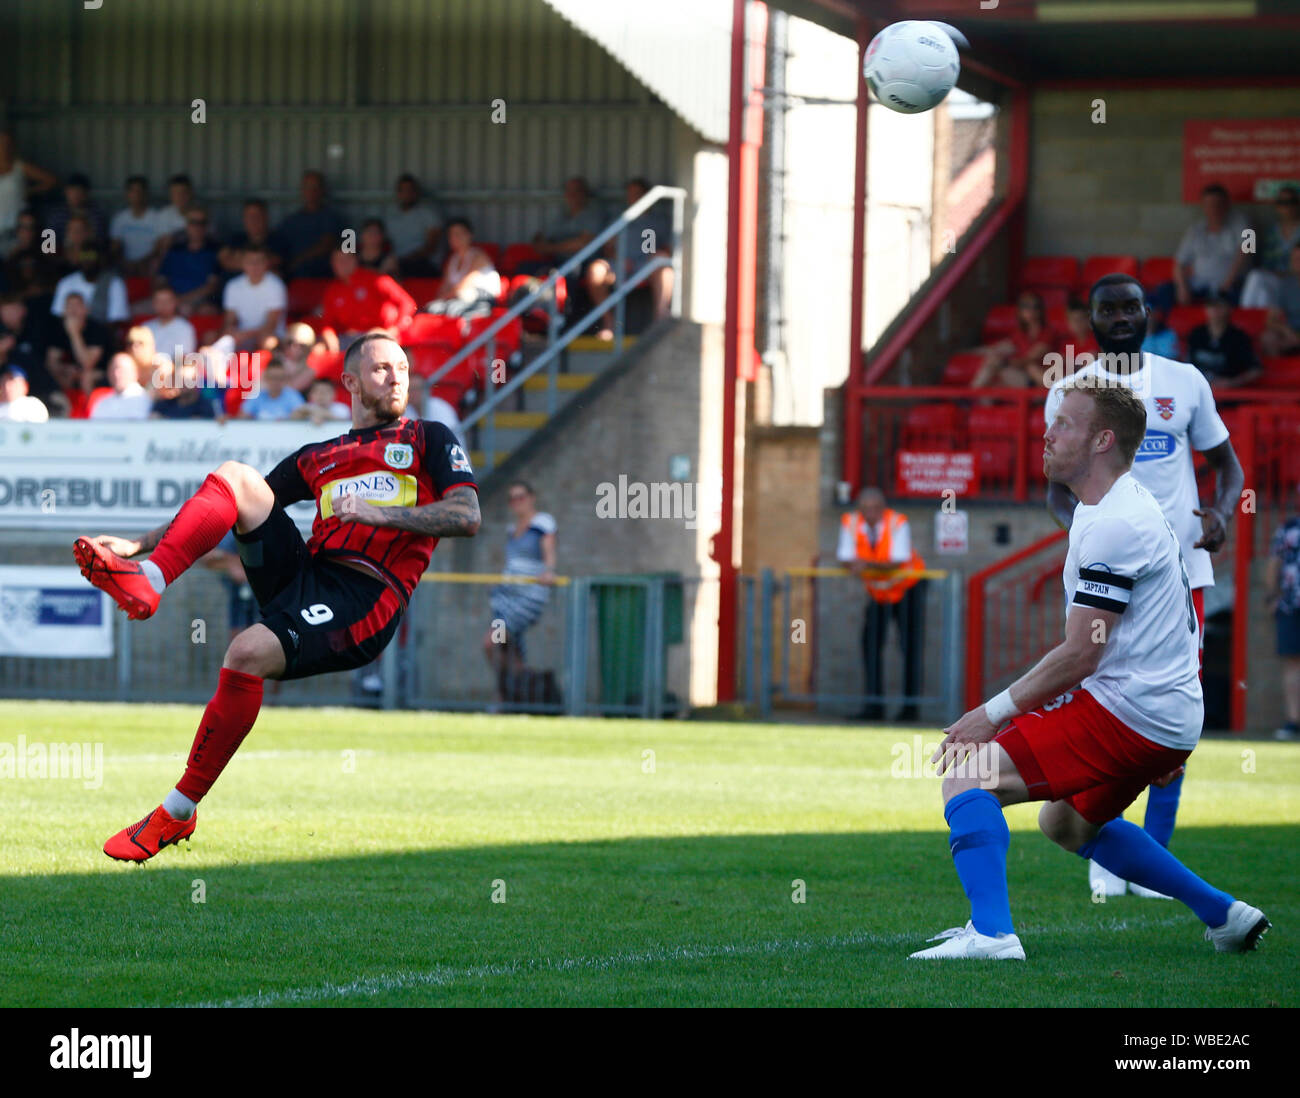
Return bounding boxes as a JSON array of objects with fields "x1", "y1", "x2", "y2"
[{"x1": 354, "y1": 339, "x2": 409, "y2": 423}]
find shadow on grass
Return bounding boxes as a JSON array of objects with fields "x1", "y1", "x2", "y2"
[{"x1": 2, "y1": 826, "x2": 1295, "y2": 1008}]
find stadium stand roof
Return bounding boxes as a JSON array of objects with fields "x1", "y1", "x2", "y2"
[
  {"x1": 775, "y1": 0, "x2": 1300, "y2": 92},
  {"x1": 541, "y1": 0, "x2": 734, "y2": 143}
]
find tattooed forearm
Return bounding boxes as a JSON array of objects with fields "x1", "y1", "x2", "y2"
[{"x1": 380, "y1": 486, "x2": 481, "y2": 538}]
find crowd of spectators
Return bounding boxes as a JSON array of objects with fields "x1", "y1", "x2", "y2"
[{"x1": 0, "y1": 137, "x2": 673, "y2": 425}]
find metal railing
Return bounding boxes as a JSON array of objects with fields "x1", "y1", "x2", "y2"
[{"x1": 424, "y1": 186, "x2": 686, "y2": 473}]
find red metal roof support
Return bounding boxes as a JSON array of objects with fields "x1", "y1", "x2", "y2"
[{"x1": 843, "y1": 13, "x2": 872, "y2": 498}]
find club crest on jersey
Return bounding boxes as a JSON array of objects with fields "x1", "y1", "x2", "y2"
[
  {"x1": 384, "y1": 443, "x2": 414, "y2": 469},
  {"x1": 447, "y1": 444, "x2": 473, "y2": 473},
  {"x1": 1154, "y1": 396, "x2": 1175, "y2": 420}
]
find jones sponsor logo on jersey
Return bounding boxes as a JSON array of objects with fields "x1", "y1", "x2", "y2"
[
  {"x1": 383, "y1": 443, "x2": 414, "y2": 469},
  {"x1": 1154, "y1": 396, "x2": 1176, "y2": 421},
  {"x1": 319, "y1": 471, "x2": 417, "y2": 518},
  {"x1": 1134, "y1": 429, "x2": 1175, "y2": 462}
]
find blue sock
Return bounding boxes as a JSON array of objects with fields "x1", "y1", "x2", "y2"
[
  {"x1": 1079, "y1": 819, "x2": 1233, "y2": 927},
  {"x1": 1143, "y1": 772, "x2": 1183, "y2": 848},
  {"x1": 945, "y1": 789, "x2": 1014, "y2": 936}
]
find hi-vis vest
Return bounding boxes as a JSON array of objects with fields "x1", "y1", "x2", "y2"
[{"x1": 842, "y1": 509, "x2": 924, "y2": 604}]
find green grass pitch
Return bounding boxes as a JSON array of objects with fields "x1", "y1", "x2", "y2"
[{"x1": 1, "y1": 699, "x2": 1295, "y2": 1007}]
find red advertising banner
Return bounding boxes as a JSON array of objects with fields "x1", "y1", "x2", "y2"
[
  {"x1": 895, "y1": 451, "x2": 977, "y2": 497},
  {"x1": 1184, "y1": 119, "x2": 1300, "y2": 203}
]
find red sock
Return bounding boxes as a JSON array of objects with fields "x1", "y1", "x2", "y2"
[
  {"x1": 148, "y1": 472, "x2": 239, "y2": 585},
  {"x1": 175, "y1": 667, "x2": 264, "y2": 802}
]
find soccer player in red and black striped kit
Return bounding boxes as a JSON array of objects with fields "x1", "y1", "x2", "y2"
[{"x1": 73, "y1": 332, "x2": 481, "y2": 861}]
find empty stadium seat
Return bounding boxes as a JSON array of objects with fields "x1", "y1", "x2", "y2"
[
  {"x1": 1019, "y1": 255, "x2": 1079, "y2": 292},
  {"x1": 1138, "y1": 257, "x2": 1176, "y2": 289},
  {"x1": 1079, "y1": 255, "x2": 1139, "y2": 294},
  {"x1": 1046, "y1": 304, "x2": 1069, "y2": 333},
  {"x1": 500, "y1": 242, "x2": 543, "y2": 276},
  {"x1": 1034, "y1": 287, "x2": 1070, "y2": 311},
  {"x1": 981, "y1": 304, "x2": 1019, "y2": 343},
  {"x1": 478, "y1": 242, "x2": 502, "y2": 269},
  {"x1": 1233, "y1": 308, "x2": 1269, "y2": 339},
  {"x1": 286, "y1": 277, "x2": 331, "y2": 317},
  {"x1": 401, "y1": 278, "x2": 442, "y2": 308},
  {"x1": 941, "y1": 352, "x2": 984, "y2": 386},
  {"x1": 125, "y1": 276, "x2": 153, "y2": 305},
  {"x1": 1167, "y1": 305, "x2": 1203, "y2": 338},
  {"x1": 968, "y1": 406, "x2": 1020, "y2": 486},
  {"x1": 401, "y1": 313, "x2": 459, "y2": 345},
  {"x1": 190, "y1": 313, "x2": 224, "y2": 343},
  {"x1": 901, "y1": 404, "x2": 962, "y2": 452},
  {"x1": 1262, "y1": 357, "x2": 1300, "y2": 387}
]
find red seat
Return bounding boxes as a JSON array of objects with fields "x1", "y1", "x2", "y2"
[
  {"x1": 286, "y1": 277, "x2": 332, "y2": 317},
  {"x1": 1046, "y1": 304, "x2": 1069, "y2": 333},
  {"x1": 223, "y1": 349, "x2": 273, "y2": 416},
  {"x1": 968, "y1": 406, "x2": 1025, "y2": 487},
  {"x1": 1233, "y1": 308, "x2": 1269, "y2": 339},
  {"x1": 1262, "y1": 358, "x2": 1300, "y2": 387},
  {"x1": 1033, "y1": 287, "x2": 1070, "y2": 312},
  {"x1": 1019, "y1": 256, "x2": 1078, "y2": 292},
  {"x1": 190, "y1": 313, "x2": 224, "y2": 343},
  {"x1": 478, "y1": 242, "x2": 502, "y2": 270},
  {"x1": 941, "y1": 352, "x2": 984, "y2": 386},
  {"x1": 1079, "y1": 255, "x2": 1139, "y2": 295},
  {"x1": 125, "y1": 276, "x2": 153, "y2": 305},
  {"x1": 1167, "y1": 305, "x2": 1203, "y2": 338},
  {"x1": 401, "y1": 313, "x2": 460, "y2": 344},
  {"x1": 500, "y1": 242, "x2": 543, "y2": 277},
  {"x1": 462, "y1": 314, "x2": 522, "y2": 358},
  {"x1": 901, "y1": 404, "x2": 963, "y2": 451},
  {"x1": 1139, "y1": 257, "x2": 1176, "y2": 289},
  {"x1": 307, "y1": 349, "x2": 345, "y2": 381},
  {"x1": 401, "y1": 278, "x2": 442, "y2": 308},
  {"x1": 981, "y1": 304, "x2": 1019, "y2": 344},
  {"x1": 405, "y1": 341, "x2": 479, "y2": 390}
]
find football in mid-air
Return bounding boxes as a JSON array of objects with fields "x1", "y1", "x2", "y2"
[{"x1": 863, "y1": 20, "x2": 962, "y2": 115}]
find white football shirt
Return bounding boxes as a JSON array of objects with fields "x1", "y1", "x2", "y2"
[
  {"x1": 1066, "y1": 473, "x2": 1202, "y2": 750},
  {"x1": 1046, "y1": 352, "x2": 1229, "y2": 589}
]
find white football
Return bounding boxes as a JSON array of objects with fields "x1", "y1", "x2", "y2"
[{"x1": 863, "y1": 20, "x2": 961, "y2": 115}]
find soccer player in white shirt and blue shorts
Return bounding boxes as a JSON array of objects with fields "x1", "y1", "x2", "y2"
[
  {"x1": 1045, "y1": 273, "x2": 1245, "y2": 898},
  {"x1": 910, "y1": 377, "x2": 1266, "y2": 959}
]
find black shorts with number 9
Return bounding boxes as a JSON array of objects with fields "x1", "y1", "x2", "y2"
[{"x1": 233, "y1": 505, "x2": 404, "y2": 681}]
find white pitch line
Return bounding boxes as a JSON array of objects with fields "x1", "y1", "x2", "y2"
[{"x1": 196, "y1": 913, "x2": 1187, "y2": 1008}]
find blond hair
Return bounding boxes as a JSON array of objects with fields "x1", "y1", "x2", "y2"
[{"x1": 1057, "y1": 375, "x2": 1148, "y2": 465}]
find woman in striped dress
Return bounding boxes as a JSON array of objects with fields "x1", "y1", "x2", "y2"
[{"x1": 484, "y1": 481, "x2": 557, "y2": 703}]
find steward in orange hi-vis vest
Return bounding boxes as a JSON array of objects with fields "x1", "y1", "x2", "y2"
[{"x1": 841, "y1": 509, "x2": 925, "y2": 603}]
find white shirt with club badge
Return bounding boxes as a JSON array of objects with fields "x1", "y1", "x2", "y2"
[
  {"x1": 1046, "y1": 351, "x2": 1229, "y2": 590},
  {"x1": 1066, "y1": 472, "x2": 1203, "y2": 750}
]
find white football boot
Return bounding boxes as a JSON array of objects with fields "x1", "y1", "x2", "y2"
[
  {"x1": 909, "y1": 921, "x2": 1025, "y2": 960},
  {"x1": 1204, "y1": 901, "x2": 1271, "y2": 953},
  {"x1": 1089, "y1": 859, "x2": 1128, "y2": 897}
]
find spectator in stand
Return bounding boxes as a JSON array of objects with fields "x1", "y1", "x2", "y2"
[
  {"x1": 289, "y1": 376, "x2": 351, "y2": 425},
  {"x1": 218, "y1": 197, "x2": 286, "y2": 276},
  {"x1": 357, "y1": 218, "x2": 396, "y2": 274},
  {"x1": 1259, "y1": 242, "x2": 1300, "y2": 359},
  {"x1": 46, "y1": 293, "x2": 112, "y2": 405},
  {"x1": 403, "y1": 370, "x2": 464, "y2": 446},
  {"x1": 45, "y1": 172, "x2": 108, "y2": 248},
  {"x1": 159, "y1": 206, "x2": 221, "y2": 315},
  {"x1": 520, "y1": 177, "x2": 603, "y2": 276},
  {"x1": 109, "y1": 176, "x2": 164, "y2": 276},
  {"x1": 1141, "y1": 295, "x2": 1181, "y2": 360},
  {"x1": 422, "y1": 218, "x2": 500, "y2": 318},
  {"x1": 582, "y1": 177, "x2": 674, "y2": 339},
  {"x1": 151, "y1": 357, "x2": 217, "y2": 419},
  {"x1": 238, "y1": 357, "x2": 305, "y2": 420},
  {"x1": 1242, "y1": 186, "x2": 1300, "y2": 309},
  {"x1": 4, "y1": 209, "x2": 60, "y2": 305},
  {"x1": 0, "y1": 294, "x2": 51, "y2": 398},
  {"x1": 0, "y1": 364, "x2": 48, "y2": 422},
  {"x1": 1061, "y1": 299, "x2": 1099, "y2": 368},
  {"x1": 50, "y1": 239, "x2": 129, "y2": 325},
  {"x1": 277, "y1": 170, "x2": 345, "y2": 279},
  {"x1": 123, "y1": 326, "x2": 161, "y2": 389},
  {"x1": 0, "y1": 133, "x2": 56, "y2": 252},
  {"x1": 1266, "y1": 492, "x2": 1300, "y2": 741},
  {"x1": 1165, "y1": 182, "x2": 1251, "y2": 309},
  {"x1": 1187, "y1": 293, "x2": 1261, "y2": 390},
  {"x1": 971, "y1": 291, "x2": 1061, "y2": 388},
  {"x1": 385, "y1": 173, "x2": 442, "y2": 277},
  {"x1": 318, "y1": 246, "x2": 416, "y2": 351},
  {"x1": 279, "y1": 321, "x2": 322, "y2": 392},
  {"x1": 89, "y1": 352, "x2": 152, "y2": 420},
  {"x1": 144, "y1": 283, "x2": 197, "y2": 360},
  {"x1": 152, "y1": 173, "x2": 194, "y2": 251},
  {"x1": 221, "y1": 245, "x2": 287, "y2": 350}
]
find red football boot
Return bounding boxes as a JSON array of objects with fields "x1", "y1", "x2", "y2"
[
  {"x1": 73, "y1": 537, "x2": 161, "y2": 620},
  {"x1": 104, "y1": 805, "x2": 197, "y2": 862}
]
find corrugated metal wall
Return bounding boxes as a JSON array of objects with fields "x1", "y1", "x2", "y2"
[{"x1": 2, "y1": 0, "x2": 683, "y2": 243}]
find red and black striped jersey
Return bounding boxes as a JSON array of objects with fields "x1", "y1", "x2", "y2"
[{"x1": 264, "y1": 418, "x2": 477, "y2": 600}]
